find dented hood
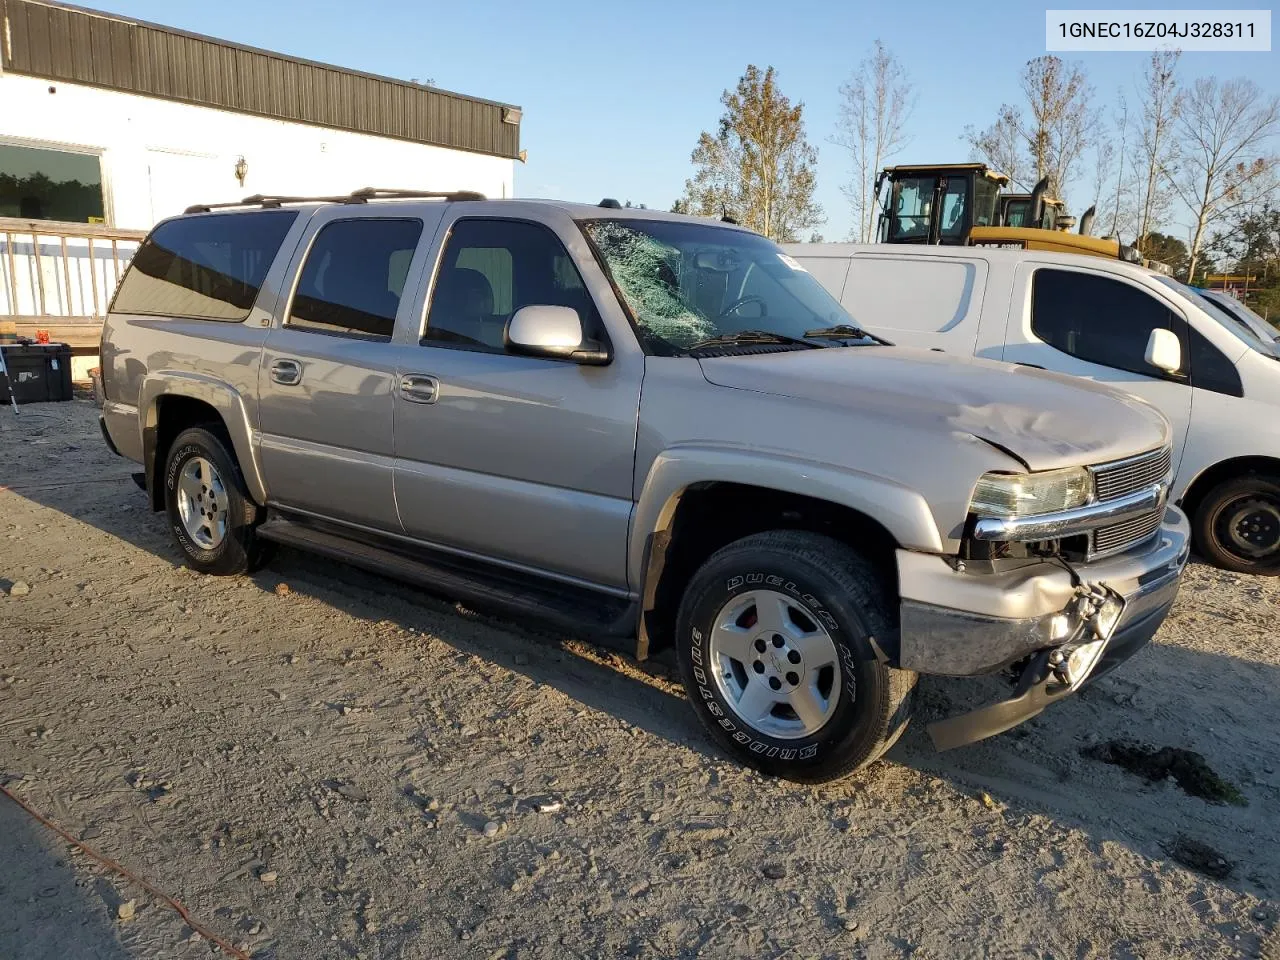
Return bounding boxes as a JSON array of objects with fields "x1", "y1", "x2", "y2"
[{"x1": 697, "y1": 346, "x2": 1169, "y2": 471}]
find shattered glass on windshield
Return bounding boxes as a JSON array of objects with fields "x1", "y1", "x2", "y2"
[
  {"x1": 582, "y1": 221, "x2": 716, "y2": 346},
  {"x1": 581, "y1": 218, "x2": 856, "y2": 354}
]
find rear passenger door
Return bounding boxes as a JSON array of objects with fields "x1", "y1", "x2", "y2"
[
  {"x1": 256, "y1": 213, "x2": 429, "y2": 530},
  {"x1": 1003, "y1": 264, "x2": 1194, "y2": 469},
  {"x1": 391, "y1": 214, "x2": 643, "y2": 591}
]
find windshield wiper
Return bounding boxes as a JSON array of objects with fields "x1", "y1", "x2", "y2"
[
  {"x1": 802, "y1": 324, "x2": 894, "y2": 346},
  {"x1": 688, "y1": 330, "x2": 823, "y2": 352}
]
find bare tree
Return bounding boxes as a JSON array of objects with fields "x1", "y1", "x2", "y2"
[
  {"x1": 1020, "y1": 55, "x2": 1096, "y2": 198},
  {"x1": 1134, "y1": 50, "x2": 1181, "y2": 255},
  {"x1": 832, "y1": 41, "x2": 914, "y2": 242},
  {"x1": 965, "y1": 105, "x2": 1029, "y2": 190},
  {"x1": 1107, "y1": 95, "x2": 1130, "y2": 235},
  {"x1": 683, "y1": 65, "x2": 822, "y2": 242},
  {"x1": 1088, "y1": 138, "x2": 1115, "y2": 234},
  {"x1": 1170, "y1": 77, "x2": 1280, "y2": 280},
  {"x1": 966, "y1": 56, "x2": 1095, "y2": 201}
]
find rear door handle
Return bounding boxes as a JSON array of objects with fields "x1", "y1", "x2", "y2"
[
  {"x1": 399, "y1": 374, "x2": 439, "y2": 404},
  {"x1": 269, "y1": 358, "x2": 302, "y2": 386}
]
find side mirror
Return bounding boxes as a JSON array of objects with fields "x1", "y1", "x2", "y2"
[
  {"x1": 505, "y1": 305, "x2": 610, "y2": 365},
  {"x1": 1144, "y1": 328, "x2": 1182, "y2": 375}
]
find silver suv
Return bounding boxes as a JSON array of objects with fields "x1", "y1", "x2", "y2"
[{"x1": 99, "y1": 189, "x2": 1189, "y2": 782}]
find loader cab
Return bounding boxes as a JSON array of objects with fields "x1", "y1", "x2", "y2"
[
  {"x1": 999, "y1": 192, "x2": 1064, "y2": 230},
  {"x1": 875, "y1": 164, "x2": 1006, "y2": 245}
]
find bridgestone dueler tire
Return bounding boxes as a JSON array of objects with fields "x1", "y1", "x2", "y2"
[
  {"x1": 675, "y1": 530, "x2": 916, "y2": 783},
  {"x1": 163, "y1": 426, "x2": 267, "y2": 576}
]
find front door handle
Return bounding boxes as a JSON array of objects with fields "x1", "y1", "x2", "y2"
[
  {"x1": 269, "y1": 358, "x2": 302, "y2": 386},
  {"x1": 399, "y1": 374, "x2": 439, "y2": 404}
]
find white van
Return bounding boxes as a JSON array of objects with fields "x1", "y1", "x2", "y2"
[{"x1": 784, "y1": 243, "x2": 1280, "y2": 574}]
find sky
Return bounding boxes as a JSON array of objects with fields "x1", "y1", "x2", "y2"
[{"x1": 90, "y1": 0, "x2": 1280, "y2": 241}]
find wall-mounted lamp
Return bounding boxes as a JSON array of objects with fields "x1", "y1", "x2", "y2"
[
  {"x1": 502, "y1": 107, "x2": 522, "y2": 125},
  {"x1": 234, "y1": 155, "x2": 248, "y2": 188},
  {"x1": 518, "y1": 149, "x2": 528, "y2": 164}
]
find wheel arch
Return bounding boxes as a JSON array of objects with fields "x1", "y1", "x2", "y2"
[
  {"x1": 1178, "y1": 455, "x2": 1280, "y2": 524},
  {"x1": 140, "y1": 374, "x2": 265, "y2": 511},
  {"x1": 634, "y1": 463, "x2": 922, "y2": 658}
]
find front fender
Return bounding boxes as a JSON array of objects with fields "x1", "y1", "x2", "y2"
[
  {"x1": 139, "y1": 371, "x2": 268, "y2": 505},
  {"x1": 628, "y1": 444, "x2": 945, "y2": 588}
]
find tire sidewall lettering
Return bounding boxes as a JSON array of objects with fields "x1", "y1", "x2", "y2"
[
  {"x1": 691, "y1": 570, "x2": 857, "y2": 764},
  {"x1": 165, "y1": 439, "x2": 229, "y2": 563}
]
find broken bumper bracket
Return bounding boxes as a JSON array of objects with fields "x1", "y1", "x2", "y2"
[{"x1": 927, "y1": 590, "x2": 1178, "y2": 751}]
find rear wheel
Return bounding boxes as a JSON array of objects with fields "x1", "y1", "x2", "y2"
[
  {"x1": 163, "y1": 426, "x2": 267, "y2": 575},
  {"x1": 1193, "y1": 473, "x2": 1280, "y2": 575},
  {"x1": 675, "y1": 530, "x2": 916, "y2": 783}
]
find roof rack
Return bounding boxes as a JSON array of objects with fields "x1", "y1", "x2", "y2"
[{"x1": 184, "y1": 187, "x2": 487, "y2": 214}]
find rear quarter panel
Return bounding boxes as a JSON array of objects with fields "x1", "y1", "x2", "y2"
[{"x1": 99, "y1": 211, "x2": 311, "y2": 499}]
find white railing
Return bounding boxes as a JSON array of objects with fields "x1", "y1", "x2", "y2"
[{"x1": 1, "y1": 218, "x2": 146, "y2": 346}]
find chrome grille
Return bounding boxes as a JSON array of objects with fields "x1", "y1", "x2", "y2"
[
  {"x1": 1093, "y1": 510, "x2": 1164, "y2": 555},
  {"x1": 1092, "y1": 447, "x2": 1171, "y2": 502}
]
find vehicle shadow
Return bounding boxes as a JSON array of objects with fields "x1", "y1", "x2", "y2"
[
  {"x1": 6, "y1": 405, "x2": 1279, "y2": 907},
  {"x1": 0, "y1": 793, "x2": 133, "y2": 960}
]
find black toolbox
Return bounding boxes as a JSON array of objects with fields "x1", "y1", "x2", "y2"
[{"x1": 0, "y1": 342, "x2": 75, "y2": 405}]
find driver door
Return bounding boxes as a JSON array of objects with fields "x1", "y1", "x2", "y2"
[{"x1": 391, "y1": 214, "x2": 644, "y2": 590}]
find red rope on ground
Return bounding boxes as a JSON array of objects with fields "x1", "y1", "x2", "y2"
[{"x1": 0, "y1": 782, "x2": 252, "y2": 960}]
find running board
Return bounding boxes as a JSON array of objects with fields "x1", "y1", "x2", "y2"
[{"x1": 257, "y1": 514, "x2": 638, "y2": 649}]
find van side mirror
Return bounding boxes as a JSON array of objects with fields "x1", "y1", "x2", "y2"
[
  {"x1": 505, "y1": 305, "x2": 610, "y2": 365},
  {"x1": 1144, "y1": 328, "x2": 1182, "y2": 375}
]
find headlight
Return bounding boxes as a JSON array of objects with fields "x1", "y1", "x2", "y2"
[{"x1": 970, "y1": 467, "x2": 1093, "y2": 518}]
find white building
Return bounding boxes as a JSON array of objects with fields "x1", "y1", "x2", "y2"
[{"x1": 1, "y1": 0, "x2": 521, "y2": 351}]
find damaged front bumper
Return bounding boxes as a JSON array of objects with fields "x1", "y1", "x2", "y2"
[{"x1": 895, "y1": 506, "x2": 1189, "y2": 750}]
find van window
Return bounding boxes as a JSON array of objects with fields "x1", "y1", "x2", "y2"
[
  {"x1": 288, "y1": 218, "x2": 423, "y2": 340},
  {"x1": 1031, "y1": 269, "x2": 1185, "y2": 378},
  {"x1": 111, "y1": 210, "x2": 298, "y2": 321},
  {"x1": 424, "y1": 219, "x2": 600, "y2": 351}
]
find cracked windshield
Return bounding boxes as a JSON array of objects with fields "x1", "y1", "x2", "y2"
[{"x1": 582, "y1": 219, "x2": 857, "y2": 352}]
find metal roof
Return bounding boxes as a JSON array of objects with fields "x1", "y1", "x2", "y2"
[
  {"x1": 0, "y1": 0, "x2": 522, "y2": 159},
  {"x1": 881, "y1": 163, "x2": 1011, "y2": 184}
]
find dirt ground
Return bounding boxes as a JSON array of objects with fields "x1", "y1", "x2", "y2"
[{"x1": 1, "y1": 398, "x2": 1278, "y2": 960}]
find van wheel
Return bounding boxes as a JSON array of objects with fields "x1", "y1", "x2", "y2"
[
  {"x1": 1193, "y1": 474, "x2": 1280, "y2": 575},
  {"x1": 675, "y1": 530, "x2": 916, "y2": 783},
  {"x1": 163, "y1": 426, "x2": 267, "y2": 575}
]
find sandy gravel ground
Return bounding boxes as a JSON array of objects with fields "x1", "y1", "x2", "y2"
[{"x1": 1, "y1": 398, "x2": 1278, "y2": 960}]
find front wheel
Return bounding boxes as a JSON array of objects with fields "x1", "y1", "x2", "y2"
[
  {"x1": 675, "y1": 530, "x2": 916, "y2": 783},
  {"x1": 163, "y1": 426, "x2": 267, "y2": 575},
  {"x1": 1193, "y1": 473, "x2": 1280, "y2": 575}
]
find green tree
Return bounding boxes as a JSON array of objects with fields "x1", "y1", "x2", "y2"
[
  {"x1": 1139, "y1": 231, "x2": 1190, "y2": 279},
  {"x1": 1210, "y1": 206, "x2": 1280, "y2": 318},
  {"x1": 683, "y1": 65, "x2": 822, "y2": 242}
]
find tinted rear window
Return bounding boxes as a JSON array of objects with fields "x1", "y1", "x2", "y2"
[{"x1": 112, "y1": 210, "x2": 298, "y2": 320}]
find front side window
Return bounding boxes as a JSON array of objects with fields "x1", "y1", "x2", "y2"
[
  {"x1": 0, "y1": 143, "x2": 105, "y2": 223},
  {"x1": 1031, "y1": 268, "x2": 1184, "y2": 378},
  {"x1": 582, "y1": 219, "x2": 852, "y2": 353},
  {"x1": 112, "y1": 210, "x2": 298, "y2": 320},
  {"x1": 424, "y1": 218, "x2": 600, "y2": 351},
  {"x1": 288, "y1": 218, "x2": 423, "y2": 340}
]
